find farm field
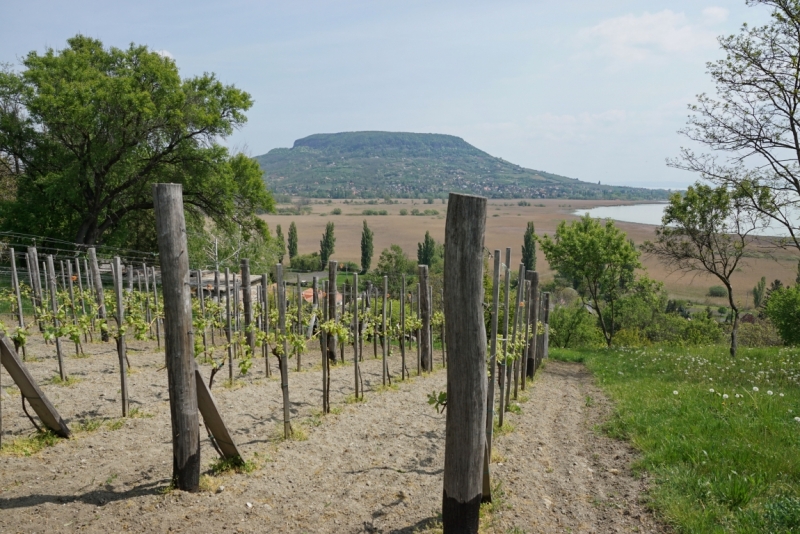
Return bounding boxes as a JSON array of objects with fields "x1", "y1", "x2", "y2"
[
  {"x1": 262, "y1": 198, "x2": 800, "y2": 305},
  {"x1": 0, "y1": 333, "x2": 665, "y2": 533}
]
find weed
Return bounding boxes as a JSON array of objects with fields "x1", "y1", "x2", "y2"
[
  {"x1": 104, "y1": 473, "x2": 118, "y2": 485},
  {"x1": 491, "y1": 451, "x2": 507, "y2": 464},
  {"x1": 77, "y1": 419, "x2": 102, "y2": 433},
  {"x1": 493, "y1": 419, "x2": 516, "y2": 436},
  {"x1": 223, "y1": 379, "x2": 246, "y2": 390},
  {"x1": 106, "y1": 419, "x2": 125, "y2": 431},
  {"x1": 209, "y1": 456, "x2": 257, "y2": 475},
  {"x1": 506, "y1": 402, "x2": 522, "y2": 414},
  {"x1": 585, "y1": 395, "x2": 594, "y2": 407},
  {"x1": 329, "y1": 406, "x2": 343, "y2": 415},
  {"x1": 374, "y1": 382, "x2": 400, "y2": 393},
  {"x1": 47, "y1": 375, "x2": 81, "y2": 387},
  {"x1": 128, "y1": 407, "x2": 153, "y2": 418},
  {"x1": 344, "y1": 393, "x2": 366, "y2": 404},
  {"x1": 199, "y1": 474, "x2": 221, "y2": 493},
  {"x1": 1, "y1": 430, "x2": 61, "y2": 456}
]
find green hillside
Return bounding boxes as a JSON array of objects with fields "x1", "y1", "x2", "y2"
[{"x1": 255, "y1": 131, "x2": 670, "y2": 200}]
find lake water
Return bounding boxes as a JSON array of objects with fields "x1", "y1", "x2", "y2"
[{"x1": 576, "y1": 203, "x2": 795, "y2": 237}]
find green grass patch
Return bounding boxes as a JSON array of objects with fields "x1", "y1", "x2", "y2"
[
  {"x1": 47, "y1": 374, "x2": 81, "y2": 387},
  {"x1": 551, "y1": 345, "x2": 800, "y2": 532},
  {"x1": 208, "y1": 455, "x2": 257, "y2": 475},
  {"x1": 1, "y1": 430, "x2": 62, "y2": 456}
]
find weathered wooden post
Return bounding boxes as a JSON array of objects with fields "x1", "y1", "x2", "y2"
[
  {"x1": 197, "y1": 270, "x2": 208, "y2": 358},
  {"x1": 498, "y1": 248, "x2": 511, "y2": 427},
  {"x1": 416, "y1": 282, "x2": 422, "y2": 375},
  {"x1": 382, "y1": 275, "x2": 388, "y2": 384},
  {"x1": 526, "y1": 271, "x2": 539, "y2": 380},
  {"x1": 88, "y1": 247, "x2": 109, "y2": 342},
  {"x1": 326, "y1": 260, "x2": 338, "y2": 363},
  {"x1": 113, "y1": 257, "x2": 129, "y2": 416},
  {"x1": 442, "y1": 193, "x2": 487, "y2": 532},
  {"x1": 307, "y1": 276, "x2": 319, "y2": 339},
  {"x1": 275, "y1": 263, "x2": 292, "y2": 438},
  {"x1": 484, "y1": 250, "x2": 501, "y2": 501},
  {"x1": 10, "y1": 248, "x2": 27, "y2": 358},
  {"x1": 321, "y1": 280, "x2": 329, "y2": 412},
  {"x1": 46, "y1": 255, "x2": 67, "y2": 381},
  {"x1": 261, "y1": 273, "x2": 271, "y2": 377},
  {"x1": 353, "y1": 273, "x2": 361, "y2": 398},
  {"x1": 400, "y1": 274, "x2": 406, "y2": 379},
  {"x1": 507, "y1": 263, "x2": 525, "y2": 405},
  {"x1": 240, "y1": 259, "x2": 255, "y2": 360},
  {"x1": 224, "y1": 268, "x2": 233, "y2": 383},
  {"x1": 418, "y1": 265, "x2": 431, "y2": 371},
  {"x1": 153, "y1": 183, "x2": 200, "y2": 492},
  {"x1": 27, "y1": 247, "x2": 43, "y2": 312},
  {"x1": 543, "y1": 292, "x2": 550, "y2": 360},
  {"x1": 151, "y1": 266, "x2": 161, "y2": 348},
  {"x1": 75, "y1": 257, "x2": 86, "y2": 316},
  {"x1": 66, "y1": 261, "x2": 79, "y2": 355}
]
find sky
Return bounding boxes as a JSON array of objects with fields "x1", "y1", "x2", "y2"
[{"x1": 1, "y1": 0, "x2": 774, "y2": 189}]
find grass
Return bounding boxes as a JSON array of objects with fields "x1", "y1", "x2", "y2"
[
  {"x1": 208, "y1": 455, "x2": 258, "y2": 475},
  {"x1": 0, "y1": 430, "x2": 62, "y2": 456},
  {"x1": 551, "y1": 345, "x2": 800, "y2": 533},
  {"x1": 47, "y1": 374, "x2": 81, "y2": 386}
]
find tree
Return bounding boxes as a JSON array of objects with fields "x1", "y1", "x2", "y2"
[
  {"x1": 642, "y1": 184, "x2": 761, "y2": 357},
  {"x1": 753, "y1": 276, "x2": 767, "y2": 308},
  {"x1": 521, "y1": 221, "x2": 537, "y2": 271},
  {"x1": 276, "y1": 225, "x2": 286, "y2": 263},
  {"x1": 360, "y1": 220, "x2": 374, "y2": 274},
  {"x1": 0, "y1": 35, "x2": 273, "y2": 248},
  {"x1": 288, "y1": 222, "x2": 298, "y2": 259},
  {"x1": 320, "y1": 222, "x2": 335, "y2": 269},
  {"x1": 765, "y1": 285, "x2": 800, "y2": 345},
  {"x1": 672, "y1": 0, "x2": 800, "y2": 251},
  {"x1": 539, "y1": 214, "x2": 641, "y2": 347},
  {"x1": 375, "y1": 244, "x2": 416, "y2": 296},
  {"x1": 417, "y1": 230, "x2": 436, "y2": 266}
]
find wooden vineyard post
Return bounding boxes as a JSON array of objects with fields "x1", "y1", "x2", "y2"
[
  {"x1": 113, "y1": 257, "x2": 129, "y2": 417},
  {"x1": 498, "y1": 248, "x2": 511, "y2": 427},
  {"x1": 418, "y1": 265, "x2": 431, "y2": 372},
  {"x1": 240, "y1": 260, "x2": 254, "y2": 360},
  {"x1": 153, "y1": 183, "x2": 200, "y2": 492},
  {"x1": 9, "y1": 249, "x2": 27, "y2": 358},
  {"x1": 213, "y1": 270, "x2": 220, "y2": 345},
  {"x1": 224, "y1": 269, "x2": 233, "y2": 384},
  {"x1": 321, "y1": 280, "x2": 329, "y2": 413},
  {"x1": 262, "y1": 274, "x2": 271, "y2": 377},
  {"x1": 46, "y1": 255, "x2": 67, "y2": 381},
  {"x1": 88, "y1": 247, "x2": 109, "y2": 342},
  {"x1": 441, "y1": 287, "x2": 446, "y2": 367},
  {"x1": 296, "y1": 276, "x2": 302, "y2": 370},
  {"x1": 507, "y1": 263, "x2": 525, "y2": 406},
  {"x1": 353, "y1": 273, "x2": 361, "y2": 399},
  {"x1": 75, "y1": 258, "x2": 86, "y2": 316},
  {"x1": 143, "y1": 264, "x2": 152, "y2": 337},
  {"x1": 543, "y1": 292, "x2": 550, "y2": 360},
  {"x1": 66, "y1": 261, "x2": 79, "y2": 355},
  {"x1": 400, "y1": 275, "x2": 406, "y2": 379},
  {"x1": 127, "y1": 264, "x2": 133, "y2": 293},
  {"x1": 307, "y1": 276, "x2": 319, "y2": 339},
  {"x1": 526, "y1": 271, "x2": 539, "y2": 380},
  {"x1": 151, "y1": 267, "x2": 161, "y2": 348},
  {"x1": 382, "y1": 275, "x2": 388, "y2": 385},
  {"x1": 442, "y1": 193, "x2": 488, "y2": 532},
  {"x1": 197, "y1": 271, "x2": 208, "y2": 358},
  {"x1": 484, "y1": 250, "x2": 501, "y2": 502},
  {"x1": 520, "y1": 272, "x2": 532, "y2": 391},
  {"x1": 27, "y1": 247, "x2": 43, "y2": 312},
  {"x1": 327, "y1": 261, "x2": 338, "y2": 363},
  {"x1": 275, "y1": 263, "x2": 293, "y2": 438}
]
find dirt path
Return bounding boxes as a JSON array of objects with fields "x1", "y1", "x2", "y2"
[{"x1": 0, "y1": 336, "x2": 665, "y2": 533}]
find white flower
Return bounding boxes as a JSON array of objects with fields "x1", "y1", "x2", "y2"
[
  {"x1": 673, "y1": 391, "x2": 678, "y2": 395},
  {"x1": 753, "y1": 387, "x2": 759, "y2": 392},
  {"x1": 723, "y1": 394, "x2": 729, "y2": 399},
  {"x1": 735, "y1": 394, "x2": 741, "y2": 398},
  {"x1": 709, "y1": 388, "x2": 715, "y2": 393},
  {"x1": 780, "y1": 393, "x2": 785, "y2": 397},
  {"x1": 794, "y1": 417, "x2": 800, "y2": 423},
  {"x1": 768, "y1": 391, "x2": 774, "y2": 395}
]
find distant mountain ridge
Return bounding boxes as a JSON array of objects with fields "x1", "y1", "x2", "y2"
[{"x1": 254, "y1": 131, "x2": 670, "y2": 200}]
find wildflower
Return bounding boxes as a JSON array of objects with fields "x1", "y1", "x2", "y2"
[
  {"x1": 795, "y1": 417, "x2": 800, "y2": 423},
  {"x1": 780, "y1": 393, "x2": 785, "y2": 397},
  {"x1": 673, "y1": 391, "x2": 678, "y2": 395},
  {"x1": 735, "y1": 394, "x2": 741, "y2": 398},
  {"x1": 709, "y1": 388, "x2": 715, "y2": 393},
  {"x1": 768, "y1": 391, "x2": 774, "y2": 395},
  {"x1": 753, "y1": 387, "x2": 759, "y2": 392},
  {"x1": 723, "y1": 394, "x2": 729, "y2": 399}
]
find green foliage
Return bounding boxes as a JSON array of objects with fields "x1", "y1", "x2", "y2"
[
  {"x1": 319, "y1": 222, "x2": 335, "y2": 269},
  {"x1": 399, "y1": 209, "x2": 408, "y2": 215},
  {"x1": 708, "y1": 285, "x2": 728, "y2": 298},
  {"x1": 360, "y1": 220, "x2": 374, "y2": 273},
  {"x1": 754, "y1": 276, "x2": 767, "y2": 308},
  {"x1": 275, "y1": 225, "x2": 286, "y2": 263},
  {"x1": 552, "y1": 344, "x2": 800, "y2": 533},
  {"x1": 375, "y1": 244, "x2": 416, "y2": 297},
  {"x1": 187, "y1": 219, "x2": 281, "y2": 275},
  {"x1": 361, "y1": 209, "x2": 388, "y2": 215},
  {"x1": 331, "y1": 207, "x2": 342, "y2": 215},
  {"x1": 287, "y1": 222, "x2": 298, "y2": 259},
  {"x1": 417, "y1": 231, "x2": 436, "y2": 267},
  {"x1": 290, "y1": 252, "x2": 320, "y2": 272},
  {"x1": 538, "y1": 214, "x2": 641, "y2": 347},
  {"x1": 427, "y1": 390, "x2": 447, "y2": 413},
  {"x1": 521, "y1": 221, "x2": 537, "y2": 271},
  {"x1": 0, "y1": 35, "x2": 272, "y2": 248},
  {"x1": 549, "y1": 302, "x2": 604, "y2": 349},
  {"x1": 765, "y1": 285, "x2": 800, "y2": 345},
  {"x1": 254, "y1": 131, "x2": 670, "y2": 200}
]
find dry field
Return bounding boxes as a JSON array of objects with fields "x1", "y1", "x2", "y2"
[{"x1": 261, "y1": 198, "x2": 800, "y2": 306}]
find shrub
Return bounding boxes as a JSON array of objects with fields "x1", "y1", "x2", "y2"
[
  {"x1": 765, "y1": 285, "x2": 800, "y2": 345},
  {"x1": 331, "y1": 208, "x2": 342, "y2": 215},
  {"x1": 708, "y1": 285, "x2": 728, "y2": 298},
  {"x1": 611, "y1": 328, "x2": 649, "y2": 347},
  {"x1": 737, "y1": 319, "x2": 783, "y2": 347},
  {"x1": 549, "y1": 303, "x2": 604, "y2": 348},
  {"x1": 289, "y1": 252, "x2": 320, "y2": 271},
  {"x1": 399, "y1": 209, "x2": 408, "y2": 216},
  {"x1": 337, "y1": 261, "x2": 359, "y2": 272}
]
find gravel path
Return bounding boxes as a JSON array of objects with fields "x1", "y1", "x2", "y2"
[{"x1": 0, "y1": 336, "x2": 666, "y2": 533}]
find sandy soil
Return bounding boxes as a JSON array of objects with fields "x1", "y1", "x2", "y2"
[
  {"x1": 262, "y1": 198, "x2": 800, "y2": 304},
  {"x1": 0, "y1": 334, "x2": 666, "y2": 533}
]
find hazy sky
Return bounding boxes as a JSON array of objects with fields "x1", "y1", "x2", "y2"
[{"x1": 1, "y1": 1, "x2": 773, "y2": 189}]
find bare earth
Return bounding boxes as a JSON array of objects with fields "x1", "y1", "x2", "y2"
[{"x1": 0, "y1": 335, "x2": 666, "y2": 533}]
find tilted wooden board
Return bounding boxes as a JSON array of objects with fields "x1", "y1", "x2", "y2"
[
  {"x1": 193, "y1": 362, "x2": 242, "y2": 461},
  {"x1": 0, "y1": 335, "x2": 71, "y2": 438}
]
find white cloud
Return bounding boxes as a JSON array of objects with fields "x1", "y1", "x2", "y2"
[
  {"x1": 155, "y1": 49, "x2": 173, "y2": 59},
  {"x1": 580, "y1": 10, "x2": 718, "y2": 62},
  {"x1": 702, "y1": 7, "x2": 729, "y2": 25}
]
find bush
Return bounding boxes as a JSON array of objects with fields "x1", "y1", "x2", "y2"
[
  {"x1": 549, "y1": 303, "x2": 605, "y2": 348},
  {"x1": 289, "y1": 252, "x2": 320, "y2": 272},
  {"x1": 612, "y1": 328, "x2": 649, "y2": 347},
  {"x1": 737, "y1": 319, "x2": 782, "y2": 347},
  {"x1": 399, "y1": 209, "x2": 408, "y2": 216},
  {"x1": 362, "y1": 209, "x2": 388, "y2": 216},
  {"x1": 331, "y1": 208, "x2": 342, "y2": 215},
  {"x1": 337, "y1": 261, "x2": 360, "y2": 272},
  {"x1": 765, "y1": 285, "x2": 800, "y2": 345},
  {"x1": 708, "y1": 285, "x2": 728, "y2": 297}
]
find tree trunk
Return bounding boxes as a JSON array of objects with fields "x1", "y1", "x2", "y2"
[{"x1": 442, "y1": 193, "x2": 488, "y2": 533}]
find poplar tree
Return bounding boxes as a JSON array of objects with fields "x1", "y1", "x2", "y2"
[
  {"x1": 417, "y1": 230, "x2": 436, "y2": 266},
  {"x1": 320, "y1": 222, "x2": 336, "y2": 269},
  {"x1": 521, "y1": 221, "x2": 537, "y2": 271},
  {"x1": 288, "y1": 222, "x2": 298, "y2": 259},
  {"x1": 360, "y1": 220, "x2": 374, "y2": 274}
]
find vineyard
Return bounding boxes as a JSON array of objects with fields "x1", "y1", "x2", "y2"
[{"x1": 0, "y1": 191, "x2": 658, "y2": 533}]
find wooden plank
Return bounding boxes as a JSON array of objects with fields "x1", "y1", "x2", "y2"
[
  {"x1": 442, "y1": 193, "x2": 488, "y2": 532},
  {"x1": 194, "y1": 362, "x2": 242, "y2": 461},
  {"x1": 0, "y1": 335, "x2": 71, "y2": 438}
]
